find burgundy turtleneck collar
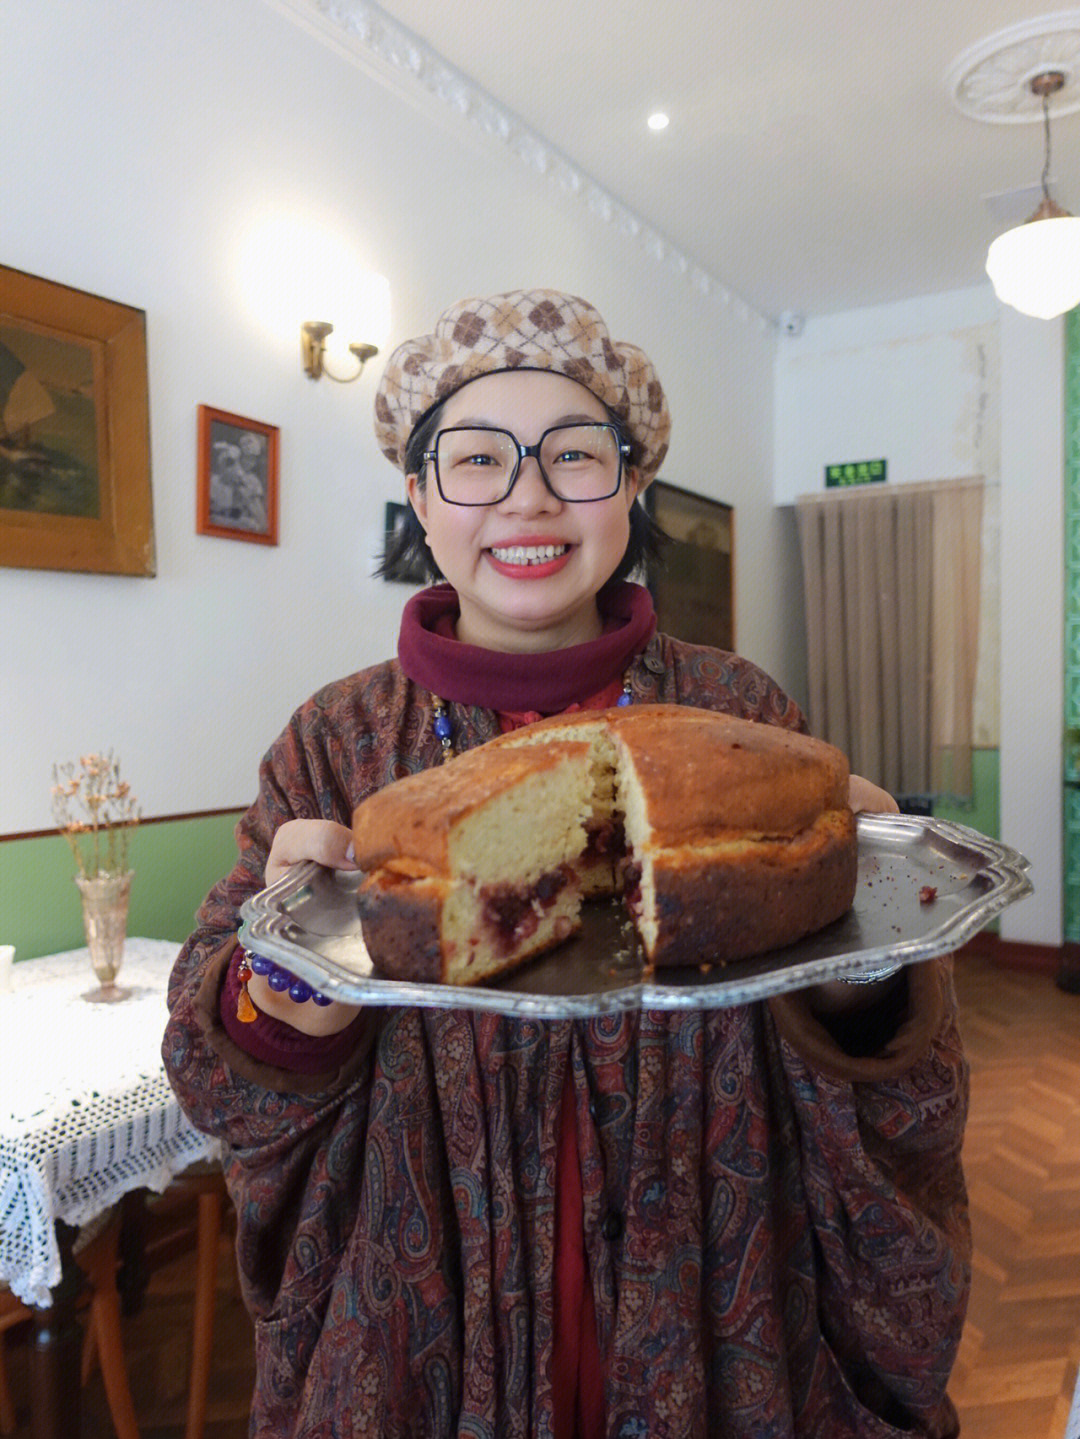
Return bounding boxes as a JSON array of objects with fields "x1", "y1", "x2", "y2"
[{"x1": 396, "y1": 581, "x2": 657, "y2": 714}]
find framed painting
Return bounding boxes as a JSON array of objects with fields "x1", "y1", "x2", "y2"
[
  {"x1": 645, "y1": 479, "x2": 734, "y2": 649},
  {"x1": 0, "y1": 265, "x2": 154, "y2": 575},
  {"x1": 381, "y1": 500, "x2": 429, "y2": 583},
  {"x1": 196, "y1": 406, "x2": 279, "y2": 545}
]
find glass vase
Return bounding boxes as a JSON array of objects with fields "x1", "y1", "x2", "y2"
[{"x1": 76, "y1": 870, "x2": 133, "y2": 1002}]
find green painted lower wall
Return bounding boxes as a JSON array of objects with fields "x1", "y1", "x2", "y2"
[
  {"x1": 1, "y1": 813, "x2": 244, "y2": 962},
  {"x1": 932, "y1": 747, "x2": 1000, "y2": 840},
  {"x1": 931, "y1": 746, "x2": 1001, "y2": 933},
  {"x1": 2, "y1": 753, "x2": 1002, "y2": 965}
]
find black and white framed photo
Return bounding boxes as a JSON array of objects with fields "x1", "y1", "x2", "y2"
[{"x1": 197, "y1": 405, "x2": 279, "y2": 545}]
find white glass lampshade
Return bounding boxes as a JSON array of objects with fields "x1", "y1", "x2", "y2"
[{"x1": 986, "y1": 204, "x2": 1080, "y2": 320}]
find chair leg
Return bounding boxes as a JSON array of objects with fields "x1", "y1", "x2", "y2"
[
  {"x1": 80, "y1": 1304, "x2": 98, "y2": 1386},
  {"x1": 78, "y1": 1220, "x2": 141, "y2": 1439},
  {"x1": 0, "y1": 1336, "x2": 17, "y2": 1436},
  {"x1": 89, "y1": 1288, "x2": 141, "y2": 1439},
  {"x1": 184, "y1": 1187, "x2": 223, "y2": 1439}
]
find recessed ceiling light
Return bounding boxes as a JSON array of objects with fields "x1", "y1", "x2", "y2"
[{"x1": 647, "y1": 112, "x2": 669, "y2": 131}]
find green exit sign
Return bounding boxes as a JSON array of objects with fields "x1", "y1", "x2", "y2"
[{"x1": 825, "y1": 459, "x2": 887, "y2": 488}]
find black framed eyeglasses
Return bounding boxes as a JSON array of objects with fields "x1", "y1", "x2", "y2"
[{"x1": 423, "y1": 423, "x2": 631, "y2": 506}]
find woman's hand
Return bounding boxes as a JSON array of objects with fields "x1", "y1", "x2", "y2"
[
  {"x1": 265, "y1": 818, "x2": 359, "y2": 887},
  {"x1": 251, "y1": 819, "x2": 363, "y2": 1035},
  {"x1": 848, "y1": 773, "x2": 900, "y2": 815}
]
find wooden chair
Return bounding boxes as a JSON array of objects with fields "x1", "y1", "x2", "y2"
[
  {"x1": 0, "y1": 1163, "x2": 227, "y2": 1439},
  {"x1": 121, "y1": 1164, "x2": 227, "y2": 1439},
  {"x1": 0, "y1": 1206, "x2": 138, "y2": 1438}
]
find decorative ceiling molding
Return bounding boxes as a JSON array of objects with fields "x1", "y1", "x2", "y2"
[
  {"x1": 265, "y1": 0, "x2": 770, "y2": 331},
  {"x1": 947, "y1": 11, "x2": 1080, "y2": 122}
]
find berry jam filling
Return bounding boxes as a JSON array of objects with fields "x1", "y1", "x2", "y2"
[
  {"x1": 617, "y1": 859, "x2": 643, "y2": 914},
  {"x1": 583, "y1": 816, "x2": 625, "y2": 862},
  {"x1": 480, "y1": 865, "x2": 573, "y2": 954}
]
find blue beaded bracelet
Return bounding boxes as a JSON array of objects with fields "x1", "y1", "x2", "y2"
[{"x1": 247, "y1": 950, "x2": 333, "y2": 1005}]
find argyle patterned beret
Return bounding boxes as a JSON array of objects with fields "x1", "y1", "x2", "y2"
[{"x1": 373, "y1": 289, "x2": 671, "y2": 484}]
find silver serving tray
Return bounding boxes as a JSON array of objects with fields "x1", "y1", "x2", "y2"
[{"x1": 238, "y1": 814, "x2": 1032, "y2": 1018}]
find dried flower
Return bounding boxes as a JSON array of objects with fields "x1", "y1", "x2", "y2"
[{"x1": 51, "y1": 751, "x2": 140, "y2": 878}]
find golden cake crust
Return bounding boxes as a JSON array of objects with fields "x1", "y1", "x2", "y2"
[
  {"x1": 351, "y1": 739, "x2": 591, "y2": 874},
  {"x1": 492, "y1": 705, "x2": 849, "y2": 840},
  {"x1": 631, "y1": 808, "x2": 858, "y2": 967},
  {"x1": 355, "y1": 871, "x2": 447, "y2": 983},
  {"x1": 606, "y1": 705, "x2": 848, "y2": 840}
]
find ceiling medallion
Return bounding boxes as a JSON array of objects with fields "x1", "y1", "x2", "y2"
[{"x1": 947, "y1": 11, "x2": 1080, "y2": 122}]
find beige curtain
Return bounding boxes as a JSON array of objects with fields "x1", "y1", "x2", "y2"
[{"x1": 794, "y1": 477, "x2": 984, "y2": 802}]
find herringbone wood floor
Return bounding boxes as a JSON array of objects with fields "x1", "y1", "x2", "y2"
[
  {"x1": 3, "y1": 948, "x2": 1079, "y2": 1437},
  {"x1": 948, "y1": 948, "x2": 1080, "y2": 1438}
]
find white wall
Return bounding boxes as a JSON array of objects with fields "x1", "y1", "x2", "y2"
[
  {"x1": 997, "y1": 308, "x2": 1064, "y2": 946},
  {"x1": 774, "y1": 286, "x2": 1064, "y2": 945},
  {"x1": 2, "y1": 0, "x2": 788, "y2": 836},
  {"x1": 773, "y1": 287, "x2": 1000, "y2": 504}
]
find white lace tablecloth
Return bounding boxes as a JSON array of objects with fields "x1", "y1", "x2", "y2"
[{"x1": 0, "y1": 937, "x2": 220, "y2": 1306}]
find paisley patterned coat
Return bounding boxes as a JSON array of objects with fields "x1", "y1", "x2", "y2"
[{"x1": 163, "y1": 631, "x2": 970, "y2": 1439}]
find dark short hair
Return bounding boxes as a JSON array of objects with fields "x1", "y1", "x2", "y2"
[{"x1": 373, "y1": 403, "x2": 667, "y2": 586}]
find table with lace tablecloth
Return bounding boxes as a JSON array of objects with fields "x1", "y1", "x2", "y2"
[{"x1": 0, "y1": 937, "x2": 219, "y2": 1310}]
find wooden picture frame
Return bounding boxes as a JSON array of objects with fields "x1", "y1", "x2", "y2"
[
  {"x1": 0, "y1": 264, "x2": 155, "y2": 575},
  {"x1": 196, "y1": 406, "x2": 279, "y2": 545},
  {"x1": 645, "y1": 479, "x2": 734, "y2": 649}
]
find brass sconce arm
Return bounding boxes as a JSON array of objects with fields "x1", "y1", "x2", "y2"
[{"x1": 301, "y1": 320, "x2": 378, "y2": 382}]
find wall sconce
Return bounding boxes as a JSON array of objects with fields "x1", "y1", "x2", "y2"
[{"x1": 301, "y1": 321, "x2": 379, "y2": 382}]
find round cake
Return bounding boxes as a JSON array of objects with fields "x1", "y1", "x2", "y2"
[{"x1": 351, "y1": 705, "x2": 857, "y2": 985}]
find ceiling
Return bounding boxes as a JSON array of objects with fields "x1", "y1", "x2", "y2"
[{"x1": 371, "y1": 0, "x2": 1080, "y2": 321}]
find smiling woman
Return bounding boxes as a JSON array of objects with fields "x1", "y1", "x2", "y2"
[
  {"x1": 163, "y1": 288, "x2": 969, "y2": 1439},
  {"x1": 405, "y1": 370, "x2": 641, "y2": 651}
]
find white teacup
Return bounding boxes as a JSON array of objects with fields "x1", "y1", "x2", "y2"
[{"x1": 0, "y1": 945, "x2": 14, "y2": 993}]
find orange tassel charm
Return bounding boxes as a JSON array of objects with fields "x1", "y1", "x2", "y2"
[{"x1": 236, "y1": 950, "x2": 257, "y2": 1023}]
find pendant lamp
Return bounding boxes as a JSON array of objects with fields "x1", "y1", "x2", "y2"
[{"x1": 985, "y1": 71, "x2": 1080, "y2": 319}]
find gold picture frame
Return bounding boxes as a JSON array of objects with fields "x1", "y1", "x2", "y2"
[{"x1": 0, "y1": 264, "x2": 154, "y2": 575}]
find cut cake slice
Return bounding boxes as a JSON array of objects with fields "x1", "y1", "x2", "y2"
[{"x1": 352, "y1": 740, "x2": 596, "y2": 986}]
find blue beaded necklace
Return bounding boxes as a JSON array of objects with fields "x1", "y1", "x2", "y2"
[{"x1": 430, "y1": 665, "x2": 634, "y2": 762}]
